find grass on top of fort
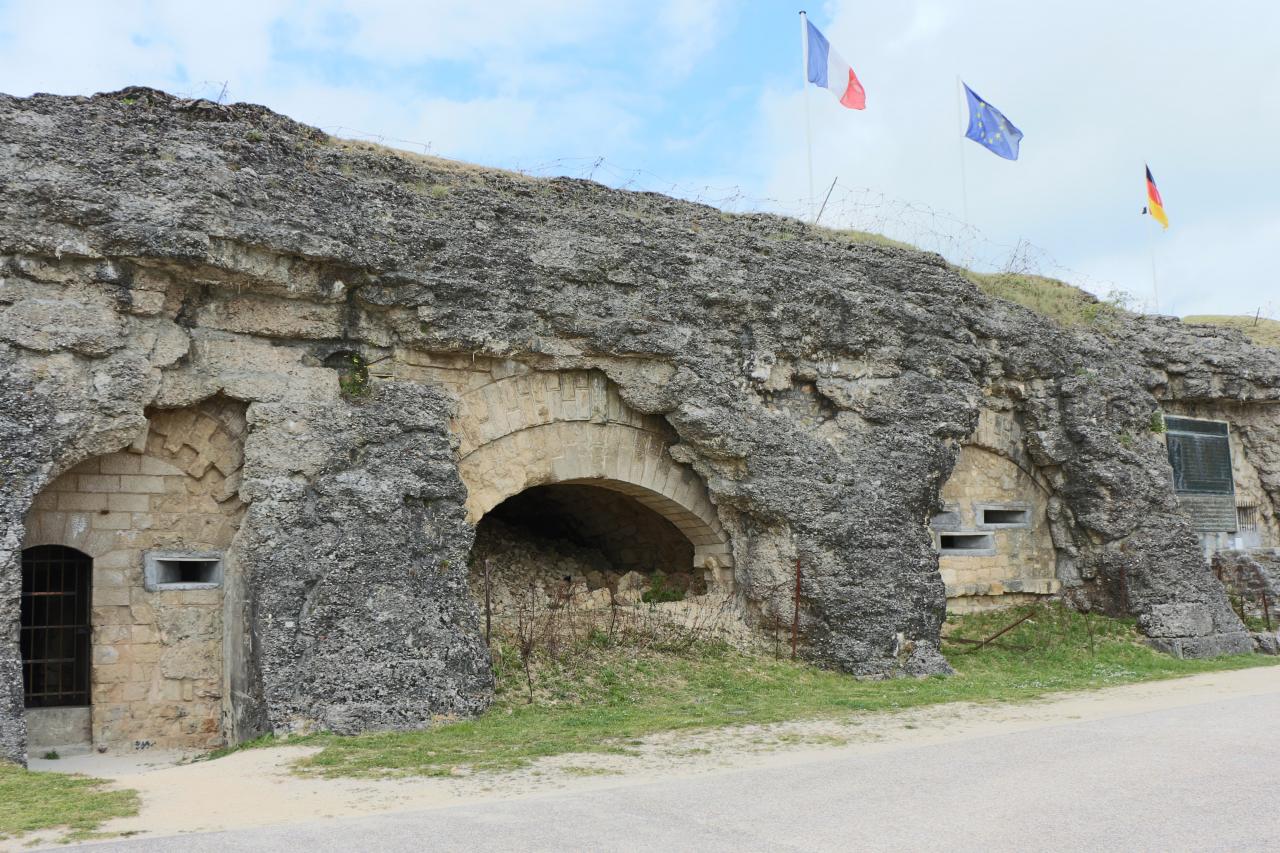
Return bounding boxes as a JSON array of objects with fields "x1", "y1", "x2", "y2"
[
  {"x1": 832, "y1": 226, "x2": 1279, "y2": 341},
  {"x1": 1184, "y1": 315, "x2": 1280, "y2": 349}
]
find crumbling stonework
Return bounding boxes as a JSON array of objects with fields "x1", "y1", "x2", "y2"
[
  {"x1": 1212, "y1": 550, "x2": 1280, "y2": 622},
  {"x1": 1, "y1": 87, "x2": 1278, "y2": 763}
]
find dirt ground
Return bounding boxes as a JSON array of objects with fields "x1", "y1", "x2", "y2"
[{"x1": 14, "y1": 666, "x2": 1280, "y2": 849}]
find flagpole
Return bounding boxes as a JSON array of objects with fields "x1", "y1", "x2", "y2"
[
  {"x1": 956, "y1": 76, "x2": 970, "y2": 225},
  {"x1": 1149, "y1": 238, "x2": 1160, "y2": 315},
  {"x1": 800, "y1": 11, "x2": 816, "y2": 223},
  {"x1": 1146, "y1": 214, "x2": 1161, "y2": 315}
]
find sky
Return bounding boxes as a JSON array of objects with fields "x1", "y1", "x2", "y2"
[{"x1": 1, "y1": 0, "x2": 1276, "y2": 318}]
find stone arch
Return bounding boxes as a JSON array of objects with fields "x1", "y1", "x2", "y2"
[
  {"x1": 20, "y1": 397, "x2": 247, "y2": 751},
  {"x1": 453, "y1": 370, "x2": 732, "y2": 578},
  {"x1": 23, "y1": 398, "x2": 246, "y2": 557},
  {"x1": 937, "y1": 407, "x2": 1059, "y2": 612},
  {"x1": 963, "y1": 408, "x2": 1054, "y2": 497}
]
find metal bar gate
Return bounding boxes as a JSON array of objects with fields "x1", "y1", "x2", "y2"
[{"x1": 20, "y1": 545, "x2": 92, "y2": 708}]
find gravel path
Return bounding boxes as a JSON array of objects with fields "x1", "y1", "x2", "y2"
[{"x1": 40, "y1": 666, "x2": 1280, "y2": 852}]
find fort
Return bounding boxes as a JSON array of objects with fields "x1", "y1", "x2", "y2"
[{"x1": 1, "y1": 88, "x2": 1278, "y2": 764}]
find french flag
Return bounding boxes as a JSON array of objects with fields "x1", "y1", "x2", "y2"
[{"x1": 804, "y1": 18, "x2": 865, "y2": 110}]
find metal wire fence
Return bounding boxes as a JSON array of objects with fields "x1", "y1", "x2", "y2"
[
  {"x1": 309, "y1": 128, "x2": 1143, "y2": 306},
  {"x1": 172, "y1": 80, "x2": 1275, "y2": 323}
]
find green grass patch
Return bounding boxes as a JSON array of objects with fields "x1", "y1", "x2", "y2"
[
  {"x1": 825, "y1": 228, "x2": 918, "y2": 252},
  {"x1": 963, "y1": 271, "x2": 1130, "y2": 327},
  {"x1": 809, "y1": 224, "x2": 1133, "y2": 330},
  {"x1": 1183, "y1": 315, "x2": 1280, "y2": 349},
  {"x1": 0, "y1": 764, "x2": 139, "y2": 842},
  {"x1": 287, "y1": 605, "x2": 1273, "y2": 779}
]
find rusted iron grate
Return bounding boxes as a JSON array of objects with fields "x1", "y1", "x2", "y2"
[{"x1": 20, "y1": 545, "x2": 92, "y2": 708}]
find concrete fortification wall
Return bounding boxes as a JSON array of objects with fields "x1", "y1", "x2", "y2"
[{"x1": 1, "y1": 88, "x2": 1279, "y2": 763}]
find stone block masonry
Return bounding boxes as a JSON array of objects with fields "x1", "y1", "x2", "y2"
[
  {"x1": 22, "y1": 401, "x2": 245, "y2": 751},
  {"x1": 0, "y1": 87, "x2": 1277, "y2": 763},
  {"x1": 938, "y1": 411, "x2": 1060, "y2": 613}
]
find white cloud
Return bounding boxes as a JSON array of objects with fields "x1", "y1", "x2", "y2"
[
  {"x1": 1079, "y1": 215, "x2": 1280, "y2": 318},
  {"x1": 279, "y1": 0, "x2": 613, "y2": 64},
  {"x1": 884, "y1": 3, "x2": 950, "y2": 53},
  {"x1": 0, "y1": 0, "x2": 685, "y2": 165},
  {"x1": 653, "y1": 0, "x2": 731, "y2": 79},
  {"x1": 747, "y1": 0, "x2": 1280, "y2": 316},
  {"x1": 1, "y1": 0, "x2": 1275, "y2": 318}
]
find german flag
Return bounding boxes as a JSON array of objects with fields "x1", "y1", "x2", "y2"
[{"x1": 1144, "y1": 165, "x2": 1169, "y2": 229}]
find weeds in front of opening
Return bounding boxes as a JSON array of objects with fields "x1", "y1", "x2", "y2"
[
  {"x1": 639, "y1": 571, "x2": 687, "y2": 604},
  {"x1": 199, "y1": 731, "x2": 278, "y2": 762},
  {"x1": 495, "y1": 577, "x2": 741, "y2": 705},
  {"x1": 287, "y1": 603, "x2": 1276, "y2": 779},
  {"x1": 0, "y1": 764, "x2": 139, "y2": 842}
]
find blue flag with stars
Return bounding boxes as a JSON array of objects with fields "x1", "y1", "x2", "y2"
[{"x1": 963, "y1": 83, "x2": 1022, "y2": 160}]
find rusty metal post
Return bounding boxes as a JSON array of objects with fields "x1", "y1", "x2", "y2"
[
  {"x1": 791, "y1": 557, "x2": 801, "y2": 660},
  {"x1": 969, "y1": 609, "x2": 1036, "y2": 653},
  {"x1": 483, "y1": 558, "x2": 493, "y2": 645}
]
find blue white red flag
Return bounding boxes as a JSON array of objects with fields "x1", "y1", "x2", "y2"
[{"x1": 805, "y1": 19, "x2": 865, "y2": 110}]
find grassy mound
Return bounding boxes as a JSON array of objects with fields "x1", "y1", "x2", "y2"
[
  {"x1": 825, "y1": 228, "x2": 919, "y2": 251},
  {"x1": 0, "y1": 764, "x2": 138, "y2": 842},
  {"x1": 813, "y1": 222, "x2": 1126, "y2": 329},
  {"x1": 290, "y1": 604, "x2": 1272, "y2": 778},
  {"x1": 963, "y1": 271, "x2": 1127, "y2": 327},
  {"x1": 1183, "y1": 315, "x2": 1280, "y2": 349}
]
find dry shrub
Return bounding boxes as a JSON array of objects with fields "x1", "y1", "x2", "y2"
[{"x1": 489, "y1": 579, "x2": 741, "y2": 704}]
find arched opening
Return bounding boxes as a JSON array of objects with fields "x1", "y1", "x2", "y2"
[
  {"x1": 470, "y1": 482, "x2": 708, "y2": 617},
  {"x1": 19, "y1": 397, "x2": 247, "y2": 752},
  {"x1": 935, "y1": 443, "x2": 1058, "y2": 613},
  {"x1": 452, "y1": 370, "x2": 735, "y2": 597}
]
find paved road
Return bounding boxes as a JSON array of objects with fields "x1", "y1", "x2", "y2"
[{"x1": 85, "y1": 690, "x2": 1280, "y2": 852}]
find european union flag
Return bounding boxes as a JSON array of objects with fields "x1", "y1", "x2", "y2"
[{"x1": 962, "y1": 83, "x2": 1023, "y2": 160}]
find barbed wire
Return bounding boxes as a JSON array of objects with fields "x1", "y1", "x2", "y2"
[
  {"x1": 152, "y1": 92, "x2": 1274, "y2": 323},
  {"x1": 507, "y1": 154, "x2": 1136, "y2": 307},
  {"x1": 169, "y1": 80, "x2": 231, "y2": 104},
  {"x1": 321, "y1": 125, "x2": 435, "y2": 156}
]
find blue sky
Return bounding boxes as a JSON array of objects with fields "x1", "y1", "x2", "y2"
[{"x1": 1, "y1": 1, "x2": 1277, "y2": 319}]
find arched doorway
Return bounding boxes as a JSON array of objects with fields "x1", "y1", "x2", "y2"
[
  {"x1": 935, "y1": 427, "x2": 1059, "y2": 613},
  {"x1": 453, "y1": 370, "x2": 733, "y2": 585},
  {"x1": 18, "y1": 397, "x2": 248, "y2": 752},
  {"x1": 453, "y1": 370, "x2": 736, "y2": 636},
  {"x1": 21, "y1": 545, "x2": 93, "y2": 750}
]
